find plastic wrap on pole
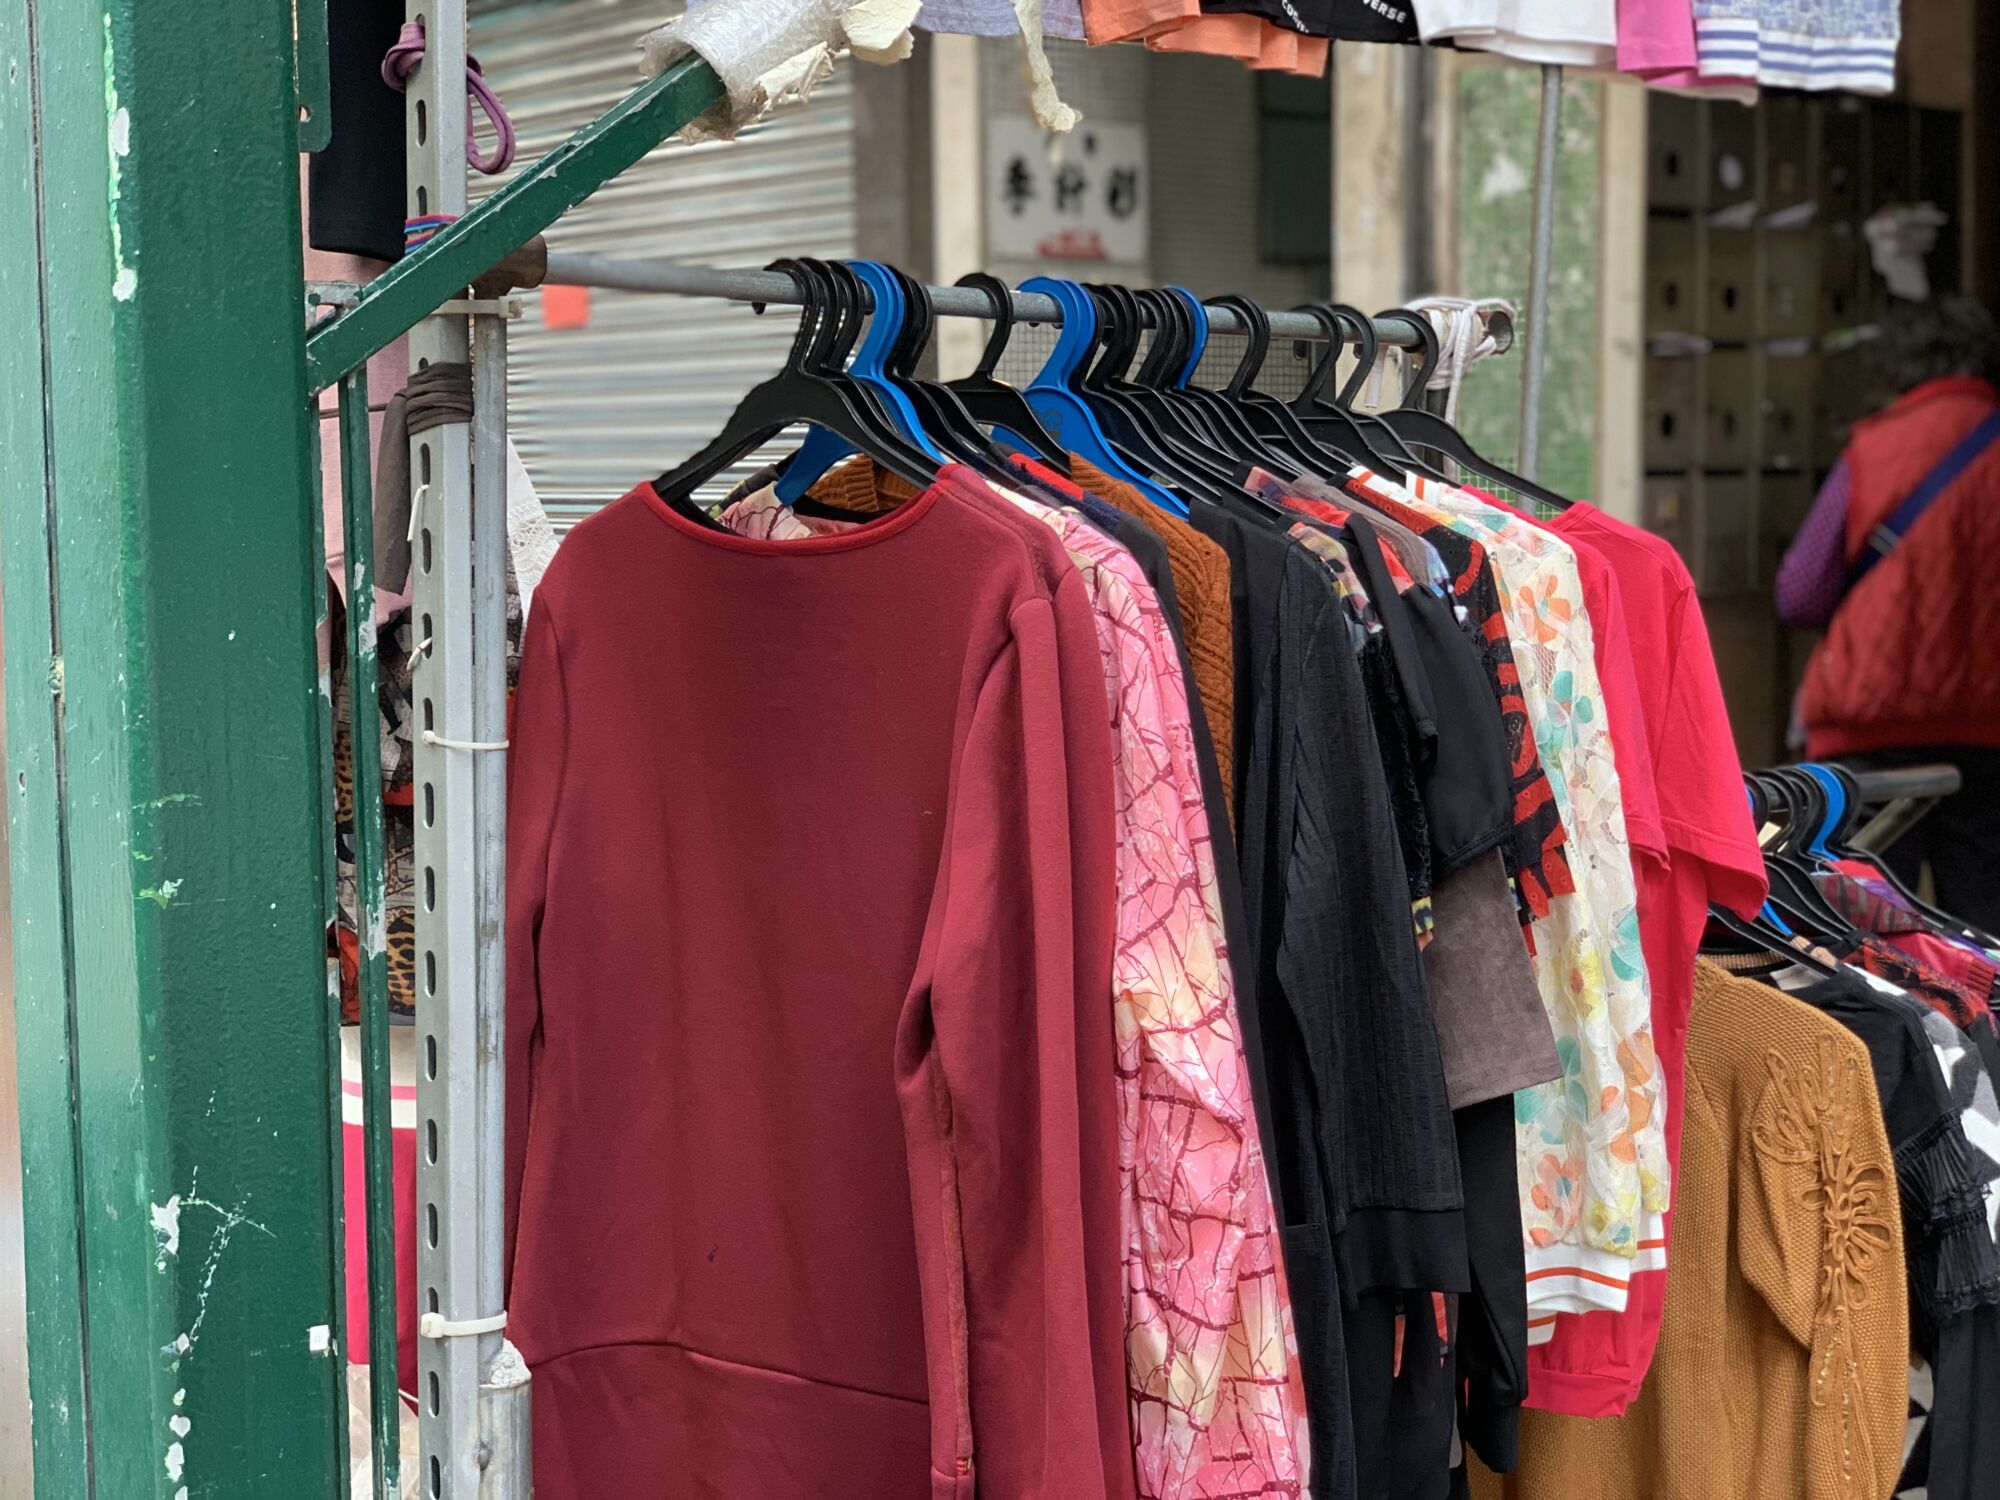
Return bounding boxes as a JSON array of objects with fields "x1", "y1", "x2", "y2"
[{"x1": 637, "y1": 0, "x2": 919, "y2": 142}]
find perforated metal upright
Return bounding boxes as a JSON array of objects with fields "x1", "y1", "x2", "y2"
[{"x1": 401, "y1": 0, "x2": 522, "y2": 1492}]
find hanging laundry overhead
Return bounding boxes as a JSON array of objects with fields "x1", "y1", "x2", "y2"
[
  {"x1": 1406, "y1": 0, "x2": 1615, "y2": 68},
  {"x1": 916, "y1": 0, "x2": 1332, "y2": 78},
  {"x1": 1690, "y1": 0, "x2": 1901, "y2": 94}
]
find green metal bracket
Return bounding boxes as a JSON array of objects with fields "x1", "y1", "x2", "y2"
[{"x1": 304, "y1": 54, "x2": 724, "y2": 391}]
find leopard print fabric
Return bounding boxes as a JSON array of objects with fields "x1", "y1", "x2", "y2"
[{"x1": 330, "y1": 561, "x2": 523, "y2": 1024}]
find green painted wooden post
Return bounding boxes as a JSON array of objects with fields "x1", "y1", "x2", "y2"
[
  {"x1": 3, "y1": 0, "x2": 345, "y2": 1490},
  {"x1": 0, "y1": 0, "x2": 92, "y2": 1491}
]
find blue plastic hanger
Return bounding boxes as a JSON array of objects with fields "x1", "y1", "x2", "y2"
[
  {"x1": 1169, "y1": 286, "x2": 1208, "y2": 389},
  {"x1": 1798, "y1": 763, "x2": 1849, "y2": 861},
  {"x1": 777, "y1": 260, "x2": 944, "y2": 503},
  {"x1": 1020, "y1": 276, "x2": 1184, "y2": 514}
]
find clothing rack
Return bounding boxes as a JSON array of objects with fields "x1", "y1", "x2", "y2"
[
  {"x1": 539, "y1": 252, "x2": 1518, "y2": 353},
  {"x1": 299, "y1": 13, "x2": 1559, "y2": 1498},
  {"x1": 317, "y1": 253, "x2": 1526, "y2": 1500}
]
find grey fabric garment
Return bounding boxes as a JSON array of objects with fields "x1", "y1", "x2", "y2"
[
  {"x1": 372, "y1": 361, "x2": 476, "y2": 593},
  {"x1": 1422, "y1": 849, "x2": 1559, "y2": 1109},
  {"x1": 916, "y1": 0, "x2": 1084, "y2": 37},
  {"x1": 1292, "y1": 471, "x2": 1455, "y2": 599}
]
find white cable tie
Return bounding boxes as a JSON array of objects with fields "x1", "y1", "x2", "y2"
[
  {"x1": 422, "y1": 729, "x2": 510, "y2": 752},
  {"x1": 418, "y1": 1309, "x2": 507, "y2": 1340},
  {"x1": 408, "y1": 483, "x2": 429, "y2": 546}
]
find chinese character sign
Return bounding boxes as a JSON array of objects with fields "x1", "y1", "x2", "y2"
[{"x1": 986, "y1": 116, "x2": 1149, "y2": 266}]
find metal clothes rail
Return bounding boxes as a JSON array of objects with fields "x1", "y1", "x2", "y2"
[
  {"x1": 539, "y1": 251, "x2": 1518, "y2": 353},
  {"x1": 1846, "y1": 764, "x2": 1964, "y2": 854}
]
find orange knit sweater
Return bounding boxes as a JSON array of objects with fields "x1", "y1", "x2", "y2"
[
  {"x1": 1473, "y1": 960, "x2": 1908, "y2": 1500},
  {"x1": 1061, "y1": 457, "x2": 1234, "y2": 826}
]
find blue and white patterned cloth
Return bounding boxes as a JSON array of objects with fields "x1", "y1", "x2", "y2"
[{"x1": 1693, "y1": 0, "x2": 1898, "y2": 93}]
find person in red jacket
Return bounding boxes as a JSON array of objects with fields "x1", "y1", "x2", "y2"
[{"x1": 1777, "y1": 295, "x2": 2000, "y2": 930}]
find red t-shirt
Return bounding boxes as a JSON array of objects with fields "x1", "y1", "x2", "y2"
[
  {"x1": 504, "y1": 470, "x2": 1135, "y2": 1497},
  {"x1": 1525, "y1": 501, "x2": 1768, "y2": 1415}
]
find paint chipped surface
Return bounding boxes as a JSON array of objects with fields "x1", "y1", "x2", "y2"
[
  {"x1": 102, "y1": 18, "x2": 134, "y2": 302},
  {"x1": 137, "y1": 878, "x2": 182, "y2": 908},
  {"x1": 362, "y1": 908, "x2": 388, "y2": 960},
  {"x1": 308, "y1": 1323, "x2": 332, "y2": 1354},
  {"x1": 150, "y1": 1195, "x2": 181, "y2": 1270},
  {"x1": 158, "y1": 1171, "x2": 274, "y2": 1360},
  {"x1": 168, "y1": 1413, "x2": 190, "y2": 1439},
  {"x1": 172, "y1": 1387, "x2": 185, "y2": 1407},
  {"x1": 164, "y1": 1441, "x2": 183, "y2": 1483}
]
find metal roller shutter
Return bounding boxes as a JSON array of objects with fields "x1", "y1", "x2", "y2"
[{"x1": 470, "y1": 0, "x2": 857, "y2": 525}]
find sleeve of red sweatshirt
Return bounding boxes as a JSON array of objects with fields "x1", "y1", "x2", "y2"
[
  {"x1": 896, "y1": 594, "x2": 1125, "y2": 1500},
  {"x1": 503, "y1": 596, "x2": 568, "y2": 1291}
]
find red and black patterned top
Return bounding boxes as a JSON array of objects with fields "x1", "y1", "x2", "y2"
[
  {"x1": 1347, "y1": 485, "x2": 1577, "y2": 926},
  {"x1": 1848, "y1": 933, "x2": 1997, "y2": 1038}
]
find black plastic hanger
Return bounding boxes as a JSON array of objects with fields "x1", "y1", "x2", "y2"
[
  {"x1": 1215, "y1": 293, "x2": 1420, "y2": 486},
  {"x1": 1071, "y1": 284, "x2": 1245, "y2": 497},
  {"x1": 1315, "y1": 305, "x2": 1450, "y2": 478},
  {"x1": 1704, "y1": 906, "x2": 1845, "y2": 980},
  {"x1": 868, "y1": 262, "x2": 1022, "y2": 482},
  {"x1": 1126, "y1": 289, "x2": 1282, "y2": 467},
  {"x1": 1229, "y1": 300, "x2": 1386, "y2": 477},
  {"x1": 653, "y1": 259, "x2": 938, "y2": 504},
  {"x1": 1282, "y1": 304, "x2": 1409, "y2": 481},
  {"x1": 1370, "y1": 308, "x2": 1573, "y2": 509},
  {"x1": 1192, "y1": 294, "x2": 1368, "y2": 482},
  {"x1": 942, "y1": 272, "x2": 1071, "y2": 473},
  {"x1": 1143, "y1": 289, "x2": 1302, "y2": 470},
  {"x1": 1098, "y1": 285, "x2": 1261, "y2": 463},
  {"x1": 1135, "y1": 285, "x2": 1192, "y2": 389},
  {"x1": 1745, "y1": 769, "x2": 1869, "y2": 945}
]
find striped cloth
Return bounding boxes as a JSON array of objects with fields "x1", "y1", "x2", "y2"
[{"x1": 1693, "y1": 0, "x2": 1898, "y2": 93}]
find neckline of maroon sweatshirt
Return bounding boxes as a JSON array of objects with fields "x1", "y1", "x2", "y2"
[{"x1": 636, "y1": 466, "x2": 978, "y2": 557}]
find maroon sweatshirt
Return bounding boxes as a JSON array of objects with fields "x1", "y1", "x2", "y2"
[{"x1": 504, "y1": 470, "x2": 1134, "y2": 1498}]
